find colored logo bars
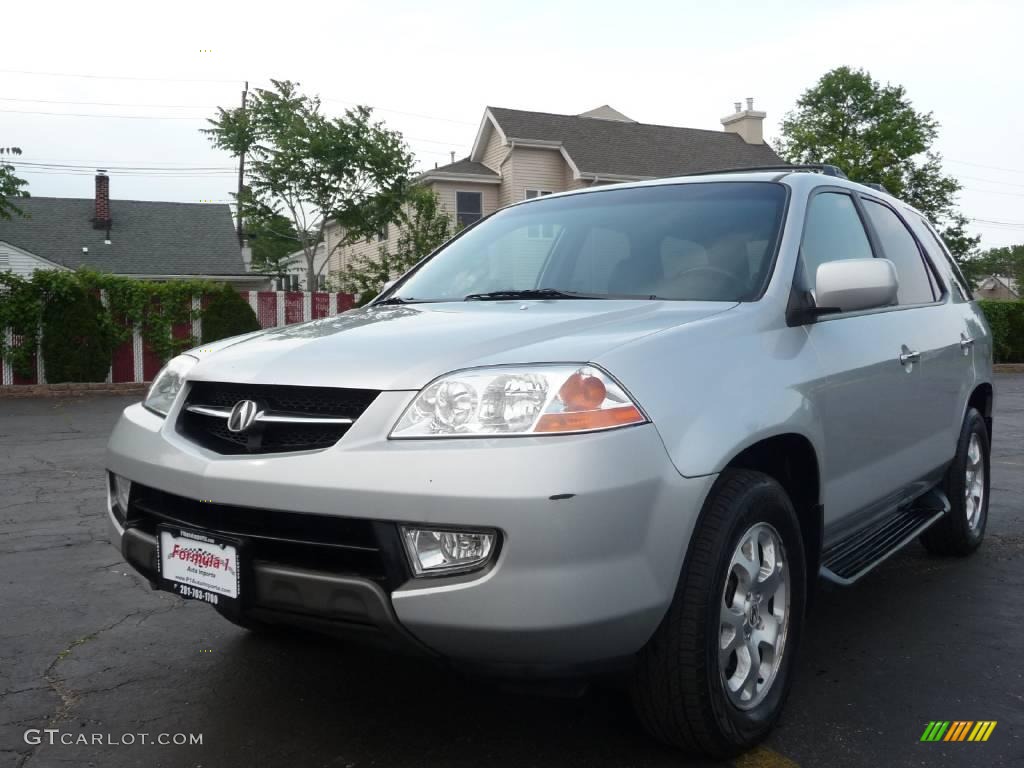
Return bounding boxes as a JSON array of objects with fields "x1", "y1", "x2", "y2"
[{"x1": 920, "y1": 721, "x2": 997, "y2": 742}]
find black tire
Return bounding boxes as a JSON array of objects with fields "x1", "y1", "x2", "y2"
[
  {"x1": 630, "y1": 469, "x2": 806, "y2": 759},
  {"x1": 920, "y1": 407, "x2": 990, "y2": 556}
]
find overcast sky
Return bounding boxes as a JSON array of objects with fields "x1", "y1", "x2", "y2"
[{"x1": 4, "y1": 0, "x2": 1022, "y2": 247}]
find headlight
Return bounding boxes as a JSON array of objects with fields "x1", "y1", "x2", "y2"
[
  {"x1": 143, "y1": 354, "x2": 198, "y2": 416},
  {"x1": 390, "y1": 364, "x2": 647, "y2": 438}
]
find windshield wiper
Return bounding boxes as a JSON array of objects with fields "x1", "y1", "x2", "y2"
[{"x1": 464, "y1": 288, "x2": 656, "y2": 301}]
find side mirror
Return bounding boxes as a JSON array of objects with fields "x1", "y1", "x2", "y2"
[{"x1": 814, "y1": 258, "x2": 898, "y2": 314}]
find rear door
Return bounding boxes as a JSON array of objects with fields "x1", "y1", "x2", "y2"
[{"x1": 904, "y1": 211, "x2": 982, "y2": 448}]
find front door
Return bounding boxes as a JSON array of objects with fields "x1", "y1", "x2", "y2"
[{"x1": 796, "y1": 189, "x2": 935, "y2": 534}]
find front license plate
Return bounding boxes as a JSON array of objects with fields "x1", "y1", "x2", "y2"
[{"x1": 157, "y1": 526, "x2": 241, "y2": 609}]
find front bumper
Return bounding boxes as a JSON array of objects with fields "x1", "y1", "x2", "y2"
[{"x1": 106, "y1": 395, "x2": 716, "y2": 668}]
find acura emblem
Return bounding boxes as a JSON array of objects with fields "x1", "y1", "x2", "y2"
[{"x1": 226, "y1": 400, "x2": 259, "y2": 433}]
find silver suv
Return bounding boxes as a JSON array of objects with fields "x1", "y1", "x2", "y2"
[{"x1": 106, "y1": 166, "x2": 993, "y2": 758}]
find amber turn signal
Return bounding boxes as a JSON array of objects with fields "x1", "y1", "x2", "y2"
[{"x1": 534, "y1": 405, "x2": 645, "y2": 433}]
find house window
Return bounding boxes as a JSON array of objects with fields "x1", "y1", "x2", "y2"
[
  {"x1": 525, "y1": 190, "x2": 554, "y2": 238},
  {"x1": 377, "y1": 225, "x2": 388, "y2": 242},
  {"x1": 456, "y1": 191, "x2": 483, "y2": 228}
]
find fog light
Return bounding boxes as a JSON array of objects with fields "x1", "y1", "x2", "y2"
[
  {"x1": 111, "y1": 473, "x2": 132, "y2": 517},
  {"x1": 401, "y1": 526, "x2": 497, "y2": 577}
]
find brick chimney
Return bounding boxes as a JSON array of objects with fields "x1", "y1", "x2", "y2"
[
  {"x1": 93, "y1": 170, "x2": 112, "y2": 229},
  {"x1": 720, "y1": 98, "x2": 766, "y2": 144}
]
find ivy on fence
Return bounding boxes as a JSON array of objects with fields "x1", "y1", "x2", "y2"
[{"x1": 0, "y1": 269, "x2": 259, "y2": 381}]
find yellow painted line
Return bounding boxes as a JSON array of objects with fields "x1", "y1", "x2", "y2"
[
  {"x1": 734, "y1": 746, "x2": 801, "y2": 768},
  {"x1": 981, "y1": 721, "x2": 997, "y2": 741}
]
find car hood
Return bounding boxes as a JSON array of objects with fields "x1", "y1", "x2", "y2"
[{"x1": 187, "y1": 300, "x2": 736, "y2": 391}]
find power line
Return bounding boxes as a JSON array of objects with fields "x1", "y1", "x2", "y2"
[
  {"x1": 963, "y1": 186, "x2": 1024, "y2": 199},
  {"x1": 970, "y1": 217, "x2": 1024, "y2": 226},
  {"x1": 1, "y1": 87, "x2": 478, "y2": 129},
  {"x1": 949, "y1": 158, "x2": 1024, "y2": 175},
  {"x1": 1, "y1": 108, "x2": 463, "y2": 148},
  {"x1": 15, "y1": 169, "x2": 236, "y2": 178},
  {"x1": 0, "y1": 68, "x2": 241, "y2": 84},
  {"x1": 0, "y1": 107, "x2": 204, "y2": 120},
  {"x1": 13, "y1": 160, "x2": 235, "y2": 171},
  {"x1": 957, "y1": 173, "x2": 1024, "y2": 190},
  {"x1": 0, "y1": 96, "x2": 215, "y2": 109}
]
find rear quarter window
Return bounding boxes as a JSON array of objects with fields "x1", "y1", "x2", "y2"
[{"x1": 905, "y1": 213, "x2": 972, "y2": 302}]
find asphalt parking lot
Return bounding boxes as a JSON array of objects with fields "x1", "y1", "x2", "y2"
[{"x1": 1, "y1": 376, "x2": 1022, "y2": 768}]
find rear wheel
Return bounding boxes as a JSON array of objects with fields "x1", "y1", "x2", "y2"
[
  {"x1": 630, "y1": 469, "x2": 806, "y2": 758},
  {"x1": 920, "y1": 407, "x2": 990, "y2": 556}
]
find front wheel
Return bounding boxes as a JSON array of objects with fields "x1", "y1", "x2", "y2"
[
  {"x1": 920, "y1": 407, "x2": 990, "y2": 556},
  {"x1": 630, "y1": 469, "x2": 806, "y2": 758}
]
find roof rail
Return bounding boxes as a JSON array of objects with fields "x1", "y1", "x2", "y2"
[
  {"x1": 861, "y1": 182, "x2": 890, "y2": 193},
  {"x1": 682, "y1": 164, "x2": 849, "y2": 179}
]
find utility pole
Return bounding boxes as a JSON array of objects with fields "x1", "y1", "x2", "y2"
[{"x1": 235, "y1": 80, "x2": 249, "y2": 244}]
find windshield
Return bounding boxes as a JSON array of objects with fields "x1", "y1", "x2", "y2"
[{"x1": 390, "y1": 182, "x2": 787, "y2": 303}]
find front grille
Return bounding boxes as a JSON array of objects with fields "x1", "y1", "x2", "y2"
[
  {"x1": 177, "y1": 381, "x2": 379, "y2": 455},
  {"x1": 126, "y1": 484, "x2": 408, "y2": 588}
]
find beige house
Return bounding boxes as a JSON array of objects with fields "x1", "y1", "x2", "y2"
[
  {"x1": 975, "y1": 274, "x2": 1019, "y2": 301},
  {"x1": 326, "y1": 100, "x2": 781, "y2": 280}
]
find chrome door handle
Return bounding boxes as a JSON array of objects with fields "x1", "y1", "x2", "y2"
[
  {"x1": 960, "y1": 335, "x2": 975, "y2": 349},
  {"x1": 899, "y1": 350, "x2": 921, "y2": 365}
]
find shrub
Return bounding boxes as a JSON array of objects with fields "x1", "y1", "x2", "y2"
[
  {"x1": 201, "y1": 285, "x2": 261, "y2": 343},
  {"x1": 978, "y1": 300, "x2": 1024, "y2": 363},
  {"x1": 41, "y1": 285, "x2": 116, "y2": 383}
]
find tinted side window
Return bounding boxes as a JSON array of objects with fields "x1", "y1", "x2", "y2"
[
  {"x1": 801, "y1": 192, "x2": 873, "y2": 287},
  {"x1": 862, "y1": 200, "x2": 935, "y2": 305},
  {"x1": 906, "y1": 213, "x2": 971, "y2": 302}
]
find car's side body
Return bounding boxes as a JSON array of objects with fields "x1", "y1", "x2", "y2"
[{"x1": 594, "y1": 173, "x2": 992, "y2": 545}]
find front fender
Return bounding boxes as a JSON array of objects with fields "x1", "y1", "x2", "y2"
[{"x1": 597, "y1": 306, "x2": 825, "y2": 479}]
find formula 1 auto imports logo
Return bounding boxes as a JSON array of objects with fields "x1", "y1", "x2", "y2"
[
  {"x1": 168, "y1": 543, "x2": 234, "y2": 574},
  {"x1": 920, "y1": 721, "x2": 997, "y2": 742}
]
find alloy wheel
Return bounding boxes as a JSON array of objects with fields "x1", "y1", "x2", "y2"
[
  {"x1": 719, "y1": 522, "x2": 790, "y2": 710},
  {"x1": 965, "y1": 432, "x2": 985, "y2": 531}
]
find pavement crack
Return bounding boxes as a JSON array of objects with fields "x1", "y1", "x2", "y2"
[{"x1": 39, "y1": 606, "x2": 169, "y2": 725}]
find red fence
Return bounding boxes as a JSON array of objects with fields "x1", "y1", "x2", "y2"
[{"x1": 2, "y1": 290, "x2": 355, "y2": 386}]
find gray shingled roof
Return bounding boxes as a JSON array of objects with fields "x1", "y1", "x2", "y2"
[
  {"x1": 488, "y1": 107, "x2": 784, "y2": 178},
  {"x1": 0, "y1": 197, "x2": 247, "y2": 275},
  {"x1": 422, "y1": 158, "x2": 499, "y2": 177}
]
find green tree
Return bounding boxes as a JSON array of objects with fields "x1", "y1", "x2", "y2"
[
  {"x1": 777, "y1": 67, "x2": 979, "y2": 260},
  {"x1": 204, "y1": 80, "x2": 413, "y2": 289},
  {"x1": 243, "y1": 200, "x2": 302, "y2": 282},
  {"x1": 959, "y1": 243, "x2": 1024, "y2": 289},
  {"x1": 339, "y1": 186, "x2": 455, "y2": 304},
  {"x1": 0, "y1": 146, "x2": 29, "y2": 220}
]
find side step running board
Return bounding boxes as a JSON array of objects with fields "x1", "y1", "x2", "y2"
[{"x1": 820, "y1": 488, "x2": 950, "y2": 586}]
